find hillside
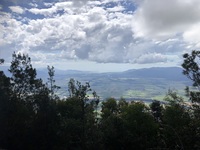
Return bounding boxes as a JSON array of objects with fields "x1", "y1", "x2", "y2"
[
  {"x1": 1, "y1": 66, "x2": 191, "y2": 100},
  {"x1": 41, "y1": 67, "x2": 191, "y2": 100}
]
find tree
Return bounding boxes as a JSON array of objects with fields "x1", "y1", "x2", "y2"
[
  {"x1": 156, "y1": 90, "x2": 193, "y2": 149},
  {"x1": 0, "y1": 52, "x2": 40, "y2": 149},
  {"x1": 47, "y1": 65, "x2": 60, "y2": 100},
  {"x1": 0, "y1": 70, "x2": 12, "y2": 149},
  {"x1": 182, "y1": 50, "x2": 200, "y2": 104},
  {"x1": 100, "y1": 99, "x2": 158, "y2": 149},
  {"x1": 182, "y1": 50, "x2": 200, "y2": 89},
  {"x1": 58, "y1": 78, "x2": 100, "y2": 149},
  {"x1": 101, "y1": 98, "x2": 118, "y2": 119},
  {"x1": 150, "y1": 100, "x2": 163, "y2": 123},
  {"x1": 100, "y1": 98, "x2": 127, "y2": 149},
  {"x1": 4, "y1": 52, "x2": 60, "y2": 150},
  {"x1": 182, "y1": 50, "x2": 200, "y2": 149},
  {"x1": 121, "y1": 102, "x2": 158, "y2": 149},
  {"x1": 30, "y1": 88, "x2": 59, "y2": 150},
  {"x1": 0, "y1": 59, "x2": 4, "y2": 65},
  {"x1": 9, "y1": 52, "x2": 44, "y2": 102}
]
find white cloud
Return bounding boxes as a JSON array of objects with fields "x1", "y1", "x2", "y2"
[
  {"x1": 183, "y1": 23, "x2": 200, "y2": 48},
  {"x1": 0, "y1": 12, "x2": 23, "y2": 46},
  {"x1": 2, "y1": 0, "x2": 200, "y2": 69},
  {"x1": 60, "y1": 50, "x2": 78, "y2": 59},
  {"x1": 28, "y1": 1, "x2": 73, "y2": 16},
  {"x1": 135, "y1": 53, "x2": 167, "y2": 64},
  {"x1": 132, "y1": 0, "x2": 200, "y2": 40},
  {"x1": 9, "y1": 6, "x2": 24, "y2": 14},
  {"x1": 29, "y1": 2, "x2": 38, "y2": 8},
  {"x1": 44, "y1": 2, "x2": 54, "y2": 7},
  {"x1": 107, "y1": 5, "x2": 125, "y2": 12},
  {"x1": 22, "y1": 1, "x2": 138, "y2": 63},
  {"x1": 102, "y1": 0, "x2": 122, "y2": 4}
]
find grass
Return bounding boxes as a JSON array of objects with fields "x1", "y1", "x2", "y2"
[{"x1": 54, "y1": 75, "x2": 191, "y2": 101}]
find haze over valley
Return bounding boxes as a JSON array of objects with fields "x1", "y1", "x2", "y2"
[{"x1": 35, "y1": 67, "x2": 191, "y2": 100}]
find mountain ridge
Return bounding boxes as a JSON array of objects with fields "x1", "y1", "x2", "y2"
[{"x1": 1, "y1": 66, "x2": 191, "y2": 99}]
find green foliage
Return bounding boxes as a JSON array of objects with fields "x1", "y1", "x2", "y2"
[
  {"x1": 9, "y1": 52, "x2": 44, "y2": 101},
  {"x1": 0, "y1": 59, "x2": 4, "y2": 64},
  {"x1": 150, "y1": 100, "x2": 163, "y2": 122},
  {"x1": 1, "y1": 51, "x2": 200, "y2": 149},
  {"x1": 182, "y1": 50, "x2": 200, "y2": 103},
  {"x1": 47, "y1": 65, "x2": 60, "y2": 100},
  {"x1": 100, "y1": 98, "x2": 127, "y2": 149},
  {"x1": 182, "y1": 50, "x2": 200, "y2": 88},
  {"x1": 121, "y1": 102, "x2": 158, "y2": 149},
  {"x1": 100, "y1": 99, "x2": 158, "y2": 149},
  {"x1": 101, "y1": 98, "x2": 118, "y2": 118},
  {"x1": 164, "y1": 89, "x2": 184, "y2": 104},
  {"x1": 161, "y1": 100, "x2": 192, "y2": 149},
  {"x1": 0, "y1": 52, "x2": 59, "y2": 149},
  {"x1": 0, "y1": 71, "x2": 11, "y2": 148},
  {"x1": 182, "y1": 50, "x2": 200, "y2": 149}
]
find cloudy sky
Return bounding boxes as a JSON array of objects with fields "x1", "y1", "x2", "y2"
[{"x1": 0, "y1": 0, "x2": 200, "y2": 72}]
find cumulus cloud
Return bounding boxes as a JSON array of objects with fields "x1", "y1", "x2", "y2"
[
  {"x1": 60, "y1": 50, "x2": 78, "y2": 59},
  {"x1": 1, "y1": 0, "x2": 200, "y2": 68},
  {"x1": 134, "y1": 53, "x2": 167, "y2": 64},
  {"x1": 22, "y1": 1, "x2": 137, "y2": 63},
  {"x1": 9, "y1": 6, "x2": 24, "y2": 14},
  {"x1": 132, "y1": 0, "x2": 200, "y2": 40},
  {"x1": 183, "y1": 23, "x2": 200, "y2": 48},
  {"x1": 0, "y1": 12, "x2": 22, "y2": 46},
  {"x1": 107, "y1": 5, "x2": 125, "y2": 12},
  {"x1": 28, "y1": 1, "x2": 73, "y2": 16}
]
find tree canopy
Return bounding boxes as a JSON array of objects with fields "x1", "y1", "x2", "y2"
[{"x1": 0, "y1": 51, "x2": 200, "y2": 149}]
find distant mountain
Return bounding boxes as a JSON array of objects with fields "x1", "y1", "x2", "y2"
[
  {"x1": 0, "y1": 66, "x2": 191, "y2": 99},
  {"x1": 48, "y1": 67, "x2": 190, "y2": 99},
  {"x1": 120, "y1": 67, "x2": 187, "y2": 81},
  {"x1": 1, "y1": 66, "x2": 187, "y2": 81}
]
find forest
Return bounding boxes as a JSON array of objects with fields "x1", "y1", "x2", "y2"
[{"x1": 0, "y1": 50, "x2": 200, "y2": 150}]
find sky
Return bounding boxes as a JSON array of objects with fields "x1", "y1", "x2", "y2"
[{"x1": 0, "y1": 0, "x2": 200, "y2": 72}]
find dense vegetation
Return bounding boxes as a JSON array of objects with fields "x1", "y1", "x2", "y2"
[{"x1": 0, "y1": 51, "x2": 200, "y2": 149}]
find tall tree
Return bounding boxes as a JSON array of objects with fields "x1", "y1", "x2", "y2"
[
  {"x1": 100, "y1": 98, "x2": 127, "y2": 149},
  {"x1": 182, "y1": 50, "x2": 200, "y2": 105},
  {"x1": 0, "y1": 69, "x2": 12, "y2": 149},
  {"x1": 182, "y1": 50, "x2": 200, "y2": 149},
  {"x1": 58, "y1": 78, "x2": 100, "y2": 149},
  {"x1": 150, "y1": 100, "x2": 163, "y2": 123},
  {"x1": 9, "y1": 52, "x2": 44, "y2": 102},
  {"x1": 101, "y1": 98, "x2": 118, "y2": 119},
  {"x1": 5, "y1": 52, "x2": 58, "y2": 149},
  {"x1": 182, "y1": 50, "x2": 200, "y2": 90},
  {"x1": 47, "y1": 65, "x2": 60, "y2": 100},
  {"x1": 0, "y1": 59, "x2": 4, "y2": 64},
  {"x1": 121, "y1": 102, "x2": 158, "y2": 149},
  {"x1": 161, "y1": 91, "x2": 192, "y2": 149}
]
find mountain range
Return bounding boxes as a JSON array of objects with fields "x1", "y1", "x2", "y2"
[{"x1": 1, "y1": 66, "x2": 191, "y2": 100}]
